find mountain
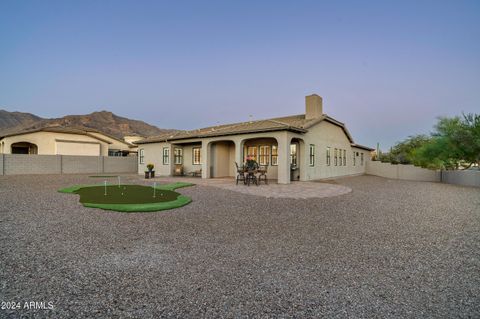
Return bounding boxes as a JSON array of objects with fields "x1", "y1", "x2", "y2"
[
  {"x1": 0, "y1": 110, "x2": 174, "y2": 139},
  {"x1": 0, "y1": 110, "x2": 43, "y2": 132}
]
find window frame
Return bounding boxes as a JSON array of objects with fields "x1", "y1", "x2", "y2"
[
  {"x1": 343, "y1": 149, "x2": 347, "y2": 166},
  {"x1": 139, "y1": 149, "x2": 144, "y2": 164},
  {"x1": 258, "y1": 145, "x2": 270, "y2": 166},
  {"x1": 361, "y1": 152, "x2": 364, "y2": 166},
  {"x1": 290, "y1": 144, "x2": 297, "y2": 166},
  {"x1": 271, "y1": 145, "x2": 278, "y2": 166},
  {"x1": 326, "y1": 147, "x2": 331, "y2": 166},
  {"x1": 162, "y1": 147, "x2": 170, "y2": 165},
  {"x1": 353, "y1": 151, "x2": 356, "y2": 166},
  {"x1": 174, "y1": 148, "x2": 183, "y2": 165},
  {"x1": 309, "y1": 144, "x2": 315, "y2": 166},
  {"x1": 334, "y1": 148, "x2": 338, "y2": 166},
  {"x1": 192, "y1": 147, "x2": 201, "y2": 165}
]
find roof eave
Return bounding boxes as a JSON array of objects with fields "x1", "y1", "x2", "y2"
[{"x1": 135, "y1": 126, "x2": 307, "y2": 144}]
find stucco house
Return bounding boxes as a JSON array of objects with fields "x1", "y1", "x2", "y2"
[
  {"x1": 136, "y1": 94, "x2": 373, "y2": 184},
  {"x1": 0, "y1": 127, "x2": 137, "y2": 156}
]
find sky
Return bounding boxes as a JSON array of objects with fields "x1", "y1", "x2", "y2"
[{"x1": 0, "y1": 0, "x2": 479, "y2": 149}]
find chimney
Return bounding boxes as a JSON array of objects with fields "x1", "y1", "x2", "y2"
[{"x1": 305, "y1": 94, "x2": 323, "y2": 120}]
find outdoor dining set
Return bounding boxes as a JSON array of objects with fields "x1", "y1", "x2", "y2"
[{"x1": 235, "y1": 161, "x2": 268, "y2": 186}]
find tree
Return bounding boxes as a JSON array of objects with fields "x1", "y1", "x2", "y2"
[
  {"x1": 380, "y1": 135, "x2": 431, "y2": 165},
  {"x1": 415, "y1": 113, "x2": 480, "y2": 169}
]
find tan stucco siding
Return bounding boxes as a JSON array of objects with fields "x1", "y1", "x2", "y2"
[
  {"x1": 137, "y1": 142, "x2": 173, "y2": 176},
  {"x1": 0, "y1": 132, "x2": 108, "y2": 156},
  {"x1": 88, "y1": 132, "x2": 132, "y2": 152},
  {"x1": 55, "y1": 140, "x2": 100, "y2": 156},
  {"x1": 301, "y1": 121, "x2": 368, "y2": 180}
]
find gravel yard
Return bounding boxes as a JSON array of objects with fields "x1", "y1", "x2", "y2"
[{"x1": 0, "y1": 174, "x2": 479, "y2": 318}]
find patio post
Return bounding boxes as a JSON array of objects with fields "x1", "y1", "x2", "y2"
[{"x1": 277, "y1": 133, "x2": 291, "y2": 184}]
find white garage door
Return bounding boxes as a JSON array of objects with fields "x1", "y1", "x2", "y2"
[{"x1": 55, "y1": 141, "x2": 100, "y2": 156}]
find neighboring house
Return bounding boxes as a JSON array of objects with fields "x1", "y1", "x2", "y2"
[
  {"x1": 0, "y1": 127, "x2": 136, "y2": 156},
  {"x1": 136, "y1": 94, "x2": 373, "y2": 184}
]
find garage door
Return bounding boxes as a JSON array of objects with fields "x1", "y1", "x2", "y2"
[{"x1": 55, "y1": 141, "x2": 100, "y2": 156}]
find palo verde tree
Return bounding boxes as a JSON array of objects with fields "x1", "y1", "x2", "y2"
[{"x1": 415, "y1": 113, "x2": 480, "y2": 169}]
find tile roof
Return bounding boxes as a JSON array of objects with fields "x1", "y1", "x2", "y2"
[
  {"x1": 135, "y1": 113, "x2": 355, "y2": 144},
  {"x1": 0, "y1": 126, "x2": 134, "y2": 146}
]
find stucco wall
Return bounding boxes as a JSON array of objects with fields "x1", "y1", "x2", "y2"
[
  {"x1": 366, "y1": 161, "x2": 441, "y2": 182},
  {"x1": 441, "y1": 170, "x2": 480, "y2": 188},
  {"x1": 300, "y1": 122, "x2": 369, "y2": 180},
  {"x1": 1, "y1": 131, "x2": 109, "y2": 156},
  {"x1": 88, "y1": 132, "x2": 132, "y2": 152},
  {"x1": 0, "y1": 154, "x2": 137, "y2": 175},
  {"x1": 181, "y1": 145, "x2": 202, "y2": 175},
  {"x1": 137, "y1": 142, "x2": 173, "y2": 176},
  {"x1": 136, "y1": 125, "x2": 371, "y2": 183}
]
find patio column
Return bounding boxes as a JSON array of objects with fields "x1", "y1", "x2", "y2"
[
  {"x1": 277, "y1": 133, "x2": 291, "y2": 184},
  {"x1": 201, "y1": 140, "x2": 210, "y2": 179},
  {"x1": 234, "y1": 139, "x2": 244, "y2": 167}
]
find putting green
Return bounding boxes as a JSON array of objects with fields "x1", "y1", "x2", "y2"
[
  {"x1": 59, "y1": 182, "x2": 194, "y2": 212},
  {"x1": 88, "y1": 175, "x2": 119, "y2": 178}
]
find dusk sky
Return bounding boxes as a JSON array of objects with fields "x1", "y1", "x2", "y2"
[{"x1": 0, "y1": 1, "x2": 479, "y2": 149}]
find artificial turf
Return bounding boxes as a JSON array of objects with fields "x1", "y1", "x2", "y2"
[
  {"x1": 59, "y1": 182, "x2": 194, "y2": 212},
  {"x1": 88, "y1": 175, "x2": 119, "y2": 178}
]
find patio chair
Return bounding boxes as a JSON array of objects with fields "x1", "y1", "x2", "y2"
[
  {"x1": 257, "y1": 165, "x2": 268, "y2": 185},
  {"x1": 235, "y1": 162, "x2": 246, "y2": 185},
  {"x1": 189, "y1": 168, "x2": 202, "y2": 177}
]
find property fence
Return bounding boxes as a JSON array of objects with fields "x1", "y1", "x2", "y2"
[
  {"x1": 366, "y1": 160, "x2": 480, "y2": 188},
  {"x1": 441, "y1": 170, "x2": 480, "y2": 188},
  {"x1": 0, "y1": 154, "x2": 138, "y2": 175},
  {"x1": 366, "y1": 160, "x2": 440, "y2": 182}
]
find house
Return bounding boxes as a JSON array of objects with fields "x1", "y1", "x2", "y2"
[
  {"x1": 135, "y1": 94, "x2": 373, "y2": 184},
  {"x1": 0, "y1": 126, "x2": 137, "y2": 156}
]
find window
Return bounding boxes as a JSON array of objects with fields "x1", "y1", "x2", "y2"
[
  {"x1": 192, "y1": 147, "x2": 201, "y2": 165},
  {"x1": 271, "y1": 145, "x2": 278, "y2": 166},
  {"x1": 353, "y1": 151, "x2": 356, "y2": 166},
  {"x1": 162, "y1": 147, "x2": 170, "y2": 165},
  {"x1": 174, "y1": 148, "x2": 183, "y2": 164},
  {"x1": 258, "y1": 146, "x2": 270, "y2": 165},
  {"x1": 326, "y1": 147, "x2": 331, "y2": 166},
  {"x1": 361, "y1": 152, "x2": 364, "y2": 166},
  {"x1": 309, "y1": 144, "x2": 315, "y2": 166},
  {"x1": 334, "y1": 148, "x2": 338, "y2": 166},
  {"x1": 290, "y1": 144, "x2": 297, "y2": 166},
  {"x1": 139, "y1": 149, "x2": 144, "y2": 164},
  {"x1": 343, "y1": 149, "x2": 347, "y2": 166},
  {"x1": 246, "y1": 146, "x2": 258, "y2": 161}
]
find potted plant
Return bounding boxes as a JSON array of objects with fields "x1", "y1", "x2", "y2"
[{"x1": 146, "y1": 163, "x2": 155, "y2": 178}]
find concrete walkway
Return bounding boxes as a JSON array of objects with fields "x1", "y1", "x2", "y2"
[{"x1": 147, "y1": 176, "x2": 352, "y2": 199}]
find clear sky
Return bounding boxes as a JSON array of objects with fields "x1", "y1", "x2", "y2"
[{"x1": 0, "y1": 1, "x2": 479, "y2": 149}]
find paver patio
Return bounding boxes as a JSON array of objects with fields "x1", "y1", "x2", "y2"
[{"x1": 151, "y1": 176, "x2": 352, "y2": 199}]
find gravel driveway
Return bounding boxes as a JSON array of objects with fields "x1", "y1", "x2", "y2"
[{"x1": 0, "y1": 174, "x2": 479, "y2": 318}]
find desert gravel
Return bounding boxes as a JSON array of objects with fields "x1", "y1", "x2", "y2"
[{"x1": 0, "y1": 174, "x2": 479, "y2": 318}]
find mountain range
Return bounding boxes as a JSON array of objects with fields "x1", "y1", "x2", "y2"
[{"x1": 0, "y1": 110, "x2": 174, "y2": 139}]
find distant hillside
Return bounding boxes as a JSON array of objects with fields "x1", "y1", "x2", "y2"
[
  {"x1": 0, "y1": 110, "x2": 173, "y2": 138},
  {"x1": 0, "y1": 110, "x2": 43, "y2": 132}
]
